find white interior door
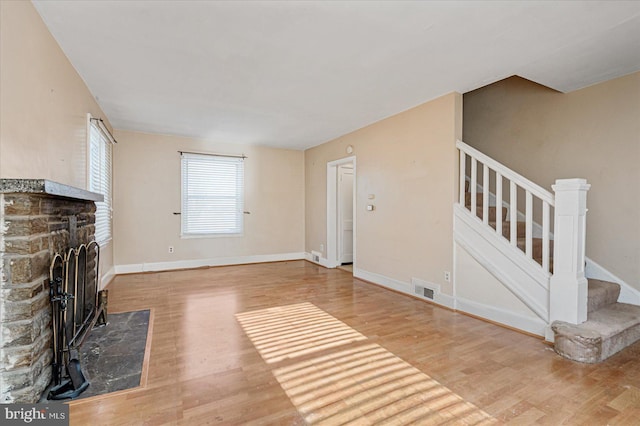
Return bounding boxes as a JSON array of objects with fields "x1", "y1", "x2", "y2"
[{"x1": 338, "y1": 165, "x2": 354, "y2": 264}]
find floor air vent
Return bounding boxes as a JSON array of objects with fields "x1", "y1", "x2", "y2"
[{"x1": 414, "y1": 285, "x2": 434, "y2": 300}]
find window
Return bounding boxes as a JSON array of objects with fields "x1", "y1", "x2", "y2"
[
  {"x1": 181, "y1": 153, "x2": 245, "y2": 236},
  {"x1": 88, "y1": 117, "x2": 113, "y2": 245}
]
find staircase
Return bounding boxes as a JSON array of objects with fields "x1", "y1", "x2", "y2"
[
  {"x1": 553, "y1": 280, "x2": 640, "y2": 363},
  {"x1": 463, "y1": 188, "x2": 552, "y2": 271},
  {"x1": 457, "y1": 140, "x2": 640, "y2": 363}
]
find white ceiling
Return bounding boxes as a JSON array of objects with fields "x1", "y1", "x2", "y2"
[{"x1": 33, "y1": 1, "x2": 640, "y2": 150}]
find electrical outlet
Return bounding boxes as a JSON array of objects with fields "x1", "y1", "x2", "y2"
[
  {"x1": 320, "y1": 243, "x2": 324, "y2": 252},
  {"x1": 444, "y1": 271, "x2": 451, "y2": 282},
  {"x1": 168, "y1": 246, "x2": 174, "y2": 254}
]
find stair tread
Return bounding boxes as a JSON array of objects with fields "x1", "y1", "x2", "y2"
[
  {"x1": 552, "y1": 303, "x2": 640, "y2": 363},
  {"x1": 588, "y1": 278, "x2": 621, "y2": 291},
  {"x1": 464, "y1": 192, "x2": 484, "y2": 206},
  {"x1": 516, "y1": 237, "x2": 554, "y2": 260},
  {"x1": 587, "y1": 279, "x2": 621, "y2": 313},
  {"x1": 555, "y1": 303, "x2": 640, "y2": 338},
  {"x1": 489, "y1": 221, "x2": 527, "y2": 230},
  {"x1": 517, "y1": 236, "x2": 545, "y2": 242},
  {"x1": 473, "y1": 205, "x2": 507, "y2": 221}
]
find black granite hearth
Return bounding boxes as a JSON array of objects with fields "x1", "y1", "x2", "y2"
[
  {"x1": 77, "y1": 310, "x2": 150, "y2": 399},
  {"x1": 40, "y1": 310, "x2": 150, "y2": 402}
]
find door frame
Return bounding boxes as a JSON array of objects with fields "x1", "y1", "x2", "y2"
[
  {"x1": 327, "y1": 156, "x2": 356, "y2": 268},
  {"x1": 337, "y1": 164, "x2": 354, "y2": 264}
]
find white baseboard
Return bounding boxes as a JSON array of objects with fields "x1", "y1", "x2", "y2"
[
  {"x1": 435, "y1": 292, "x2": 456, "y2": 310},
  {"x1": 101, "y1": 266, "x2": 116, "y2": 289},
  {"x1": 455, "y1": 296, "x2": 547, "y2": 337},
  {"x1": 353, "y1": 268, "x2": 455, "y2": 310},
  {"x1": 115, "y1": 252, "x2": 306, "y2": 274},
  {"x1": 354, "y1": 268, "x2": 409, "y2": 292},
  {"x1": 586, "y1": 258, "x2": 640, "y2": 305},
  {"x1": 344, "y1": 216, "x2": 546, "y2": 336},
  {"x1": 304, "y1": 252, "x2": 334, "y2": 268}
]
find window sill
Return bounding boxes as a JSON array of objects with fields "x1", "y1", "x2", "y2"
[{"x1": 180, "y1": 233, "x2": 244, "y2": 239}]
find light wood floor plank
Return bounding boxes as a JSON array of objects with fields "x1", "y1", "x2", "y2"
[{"x1": 68, "y1": 261, "x2": 640, "y2": 425}]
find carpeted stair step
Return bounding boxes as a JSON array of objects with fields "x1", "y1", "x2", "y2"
[
  {"x1": 465, "y1": 192, "x2": 486, "y2": 207},
  {"x1": 473, "y1": 206, "x2": 507, "y2": 222},
  {"x1": 464, "y1": 189, "x2": 551, "y2": 269},
  {"x1": 516, "y1": 237, "x2": 554, "y2": 259},
  {"x1": 463, "y1": 184, "x2": 552, "y2": 271},
  {"x1": 552, "y1": 300, "x2": 640, "y2": 363},
  {"x1": 588, "y1": 279, "x2": 621, "y2": 314},
  {"x1": 489, "y1": 220, "x2": 526, "y2": 239},
  {"x1": 464, "y1": 189, "x2": 507, "y2": 222}
]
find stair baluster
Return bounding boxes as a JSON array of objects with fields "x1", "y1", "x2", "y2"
[
  {"x1": 458, "y1": 150, "x2": 466, "y2": 205},
  {"x1": 509, "y1": 181, "x2": 518, "y2": 248},
  {"x1": 542, "y1": 201, "x2": 550, "y2": 272},
  {"x1": 457, "y1": 140, "x2": 555, "y2": 275},
  {"x1": 482, "y1": 164, "x2": 489, "y2": 225},
  {"x1": 456, "y1": 141, "x2": 640, "y2": 362},
  {"x1": 526, "y1": 191, "x2": 533, "y2": 258},
  {"x1": 495, "y1": 172, "x2": 502, "y2": 238}
]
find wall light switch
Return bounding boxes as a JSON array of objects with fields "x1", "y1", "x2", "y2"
[{"x1": 367, "y1": 205, "x2": 375, "y2": 211}]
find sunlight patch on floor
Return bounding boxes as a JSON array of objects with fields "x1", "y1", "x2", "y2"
[
  {"x1": 235, "y1": 302, "x2": 367, "y2": 363},
  {"x1": 237, "y1": 303, "x2": 496, "y2": 425},
  {"x1": 273, "y1": 343, "x2": 496, "y2": 425}
]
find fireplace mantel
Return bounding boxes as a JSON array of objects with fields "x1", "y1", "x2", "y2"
[{"x1": 0, "y1": 179, "x2": 103, "y2": 202}]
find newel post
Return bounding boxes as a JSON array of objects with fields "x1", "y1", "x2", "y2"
[{"x1": 549, "y1": 178, "x2": 591, "y2": 324}]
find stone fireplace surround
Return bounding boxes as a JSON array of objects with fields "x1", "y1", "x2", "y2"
[{"x1": 0, "y1": 179, "x2": 103, "y2": 403}]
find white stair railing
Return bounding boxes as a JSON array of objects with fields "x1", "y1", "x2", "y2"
[
  {"x1": 457, "y1": 140, "x2": 554, "y2": 274},
  {"x1": 456, "y1": 140, "x2": 591, "y2": 327}
]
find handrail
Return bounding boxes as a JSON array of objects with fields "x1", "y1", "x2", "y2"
[
  {"x1": 457, "y1": 139, "x2": 554, "y2": 275},
  {"x1": 457, "y1": 140, "x2": 554, "y2": 206}
]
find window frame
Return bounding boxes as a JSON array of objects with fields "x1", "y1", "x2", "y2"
[
  {"x1": 180, "y1": 152, "x2": 245, "y2": 238},
  {"x1": 87, "y1": 113, "x2": 113, "y2": 246}
]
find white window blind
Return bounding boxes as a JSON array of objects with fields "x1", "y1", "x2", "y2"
[
  {"x1": 181, "y1": 153, "x2": 244, "y2": 236},
  {"x1": 89, "y1": 119, "x2": 113, "y2": 245}
]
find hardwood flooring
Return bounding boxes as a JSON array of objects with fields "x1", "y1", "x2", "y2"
[{"x1": 69, "y1": 261, "x2": 640, "y2": 425}]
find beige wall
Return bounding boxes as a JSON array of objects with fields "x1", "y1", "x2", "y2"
[
  {"x1": 113, "y1": 130, "x2": 305, "y2": 266},
  {"x1": 463, "y1": 73, "x2": 640, "y2": 290},
  {"x1": 0, "y1": 1, "x2": 114, "y2": 284},
  {"x1": 0, "y1": 1, "x2": 112, "y2": 187},
  {"x1": 305, "y1": 93, "x2": 462, "y2": 294}
]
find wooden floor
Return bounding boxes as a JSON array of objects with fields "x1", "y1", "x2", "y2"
[{"x1": 69, "y1": 261, "x2": 640, "y2": 425}]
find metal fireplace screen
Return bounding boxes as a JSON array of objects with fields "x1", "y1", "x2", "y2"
[{"x1": 48, "y1": 241, "x2": 107, "y2": 400}]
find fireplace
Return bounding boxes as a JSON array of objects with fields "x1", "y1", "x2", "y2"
[{"x1": 0, "y1": 179, "x2": 103, "y2": 403}]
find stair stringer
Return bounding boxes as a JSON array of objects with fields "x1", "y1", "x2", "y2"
[{"x1": 454, "y1": 204, "x2": 550, "y2": 324}]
